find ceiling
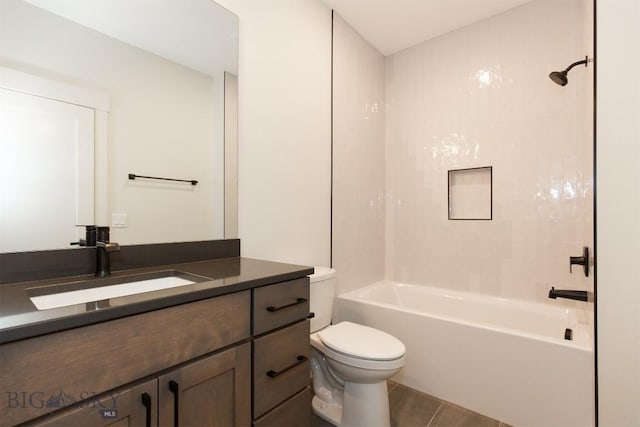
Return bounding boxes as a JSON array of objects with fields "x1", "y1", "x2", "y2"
[
  {"x1": 23, "y1": 0, "x2": 238, "y2": 76},
  {"x1": 24, "y1": 0, "x2": 534, "y2": 72},
  {"x1": 321, "y1": 0, "x2": 534, "y2": 56}
]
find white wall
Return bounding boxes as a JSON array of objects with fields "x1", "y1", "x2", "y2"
[
  {"x1": 332, "y1": 13, "x2": 386, "y2": 294},
  {"x1": 596, "y1": 0, "x2": 640, "y2": 424},
  {"x1": 224, "y1": 72, "x2": 239, "y2": 238},
  {"x1": 384, "y1": 0, "x2": 594, "y2": 304},
  {"x1": 215, "y1": 0, "x2": 332, "y2": 267},
  {"x1": 0, "y1": 0, "x2": 223, "y2": 246}
]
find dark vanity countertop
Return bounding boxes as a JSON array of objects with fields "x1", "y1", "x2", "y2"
[{"x1": 0, "y1": 257, "x2": 314, "y2": 345}]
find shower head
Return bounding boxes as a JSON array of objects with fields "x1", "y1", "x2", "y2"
[
  {"x1": 549, "y1": 56, "x2": 590, "y2": 86},
  {"x1": 549, "y1": 70, "x2": 569, "y2": 86}
]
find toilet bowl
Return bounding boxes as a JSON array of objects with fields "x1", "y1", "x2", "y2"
[{"x1": 309, "y1": 268, "x2": 406, "y2": 427}]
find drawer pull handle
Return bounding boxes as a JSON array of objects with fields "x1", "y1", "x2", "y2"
[
  {"x1": 267, "y1": 355, "x2": 308, "y2": 378},
  {"x1": 169, "y1": 380, "x2": 180, "y2": 427},
  {"x1": 141, "y1": 392, "x2": 152, "y2": 427},
  {"x1": 266, "y1": 298, "x2": 307, "y2": 312}
]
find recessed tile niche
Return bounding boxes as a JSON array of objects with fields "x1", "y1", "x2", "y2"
[{"x1": 448, "y1": 167, "x2": 492, "y2": 220}]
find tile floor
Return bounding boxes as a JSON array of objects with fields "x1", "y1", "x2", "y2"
[{"x1": 311, "y1": 382, "x2": 511, "y2": 427}]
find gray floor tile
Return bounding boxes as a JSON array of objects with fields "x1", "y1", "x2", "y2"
[
  {"x1": 310, "y1": 383, "x2": 508, "y2": 427},
  {"x1": 311, "y1": 411, "x2": 335, "y2": 427},
  {"x1": 427, "y1": 403, "x2": 500, "y2": 427},
  {"x1": 389, "y1": 384, "x2": 441, "y2": 427}
]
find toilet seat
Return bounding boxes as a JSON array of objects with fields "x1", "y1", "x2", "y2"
[
  {"x1": 319, "y1": 321, "x2": 405, "y2": 360},
  {"x1": 311, "y1": 322, "x2": 406, "y2": 371}
]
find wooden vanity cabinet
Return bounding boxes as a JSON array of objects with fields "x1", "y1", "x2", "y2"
[
  {"x1": 31, "y1": 343, "x2": 251, "y2": 427},
  {"x1": 251, "y1": 278, "x2": 312, "y2": 427},
  {"x1": 1, "y1": 291, "x2": 251, "y2": 426},
  {"x1": 1, "y1": 273, "x2": 314, "y2": 427}
]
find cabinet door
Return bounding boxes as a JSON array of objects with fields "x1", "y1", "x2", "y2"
[
  {"x1": 158, "y1": 342, "x2": 251, "y2": 427},
  {"x1": 31, "y1": 379, "x2": 157, "y2": 427}
]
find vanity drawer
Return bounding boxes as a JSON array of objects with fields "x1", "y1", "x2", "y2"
[
  {"x1": 253, "y1": 320, "x2": 310, "y2": 418},
  {"x1": 253, "y1": 277, "x2": 310, "y2": 335},
  {"x1": 253, "y1": 386, "x2": 311, "y2": 427}
]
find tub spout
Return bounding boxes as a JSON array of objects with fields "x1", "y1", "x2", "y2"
[{"x1": 548, "y1": 287, "x2": 590, "y2": 302}]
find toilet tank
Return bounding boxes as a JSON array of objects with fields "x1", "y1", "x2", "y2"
[{"x1": 309, "y1": 267, "x2": 336, "y2": 333}]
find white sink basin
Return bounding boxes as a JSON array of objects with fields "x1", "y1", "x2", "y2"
[{"x1": 27, "y1": 271, "x2": 205, "y2": 310}]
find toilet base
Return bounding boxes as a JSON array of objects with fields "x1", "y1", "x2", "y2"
[
  {"x1": 312, "y1": 395, "x2": 342, "y2": 426},
  {"x1": 312, "y1": 380, "x2": 391, "y2": 427}
]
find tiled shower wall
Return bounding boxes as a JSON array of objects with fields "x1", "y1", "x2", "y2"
[
  {"x1": 332, "y1": 0, "x2": 593, "y2": 303},
  {"x1": 332, "y1": 14, "x2": 386, "y2": 295},
  {"x1": 385, "y1": 0, "x2": 594, "y2": 302}
]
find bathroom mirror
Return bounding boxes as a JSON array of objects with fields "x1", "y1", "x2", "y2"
[{"x1": 0, "y1": 0, "x2": 238, "y2": 253}]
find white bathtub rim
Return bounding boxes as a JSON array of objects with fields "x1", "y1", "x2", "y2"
[{"x1": 337, "y1": 281, "x2": 593, "y2": 351}]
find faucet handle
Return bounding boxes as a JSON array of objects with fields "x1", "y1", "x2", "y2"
[
  {"x1": 73, "y1": 225, "x2": 97, "y2": 246},
  {"x1": 97, "y1": 241, "x2": 120, "y2": 253},
  {"x1": 569, "y1": 246, "x2": 590, "y2": 277}
]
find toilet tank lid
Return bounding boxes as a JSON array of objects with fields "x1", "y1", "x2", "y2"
[{"x1": 308, "y1": 267, "x2": 336, "y2": 283}]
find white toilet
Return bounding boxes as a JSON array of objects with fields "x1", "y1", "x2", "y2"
[{"x1": 309, "y1": 267, "x2": 406, "y2": 427}]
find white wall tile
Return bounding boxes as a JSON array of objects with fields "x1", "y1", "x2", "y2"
[
  {"x1": 385, "y1": 0, "x2": 594, "y2": 303},
  {"x1": 332, "y1": 13, "x2": 386, "y2": 294}
]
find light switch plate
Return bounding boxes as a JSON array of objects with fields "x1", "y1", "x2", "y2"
[{"x1": 111, "y1": 213, "x2": 128, "y2": 228}]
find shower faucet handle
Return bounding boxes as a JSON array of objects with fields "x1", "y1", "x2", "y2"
[{"x1": 569, "y1": 246, "x2": 590, "y2": 277}]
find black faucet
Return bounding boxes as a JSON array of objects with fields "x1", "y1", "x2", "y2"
[
  {"x1": 95, "y1": 226, "x2": 120, "y2": 278},
  {"x1": 71, "y1": 225, "x2": 120, "y2": 277},
  {"x1": 548, "y1": 287, "x2": 589, "y2": 302}
]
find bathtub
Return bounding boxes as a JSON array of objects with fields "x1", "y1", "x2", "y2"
[{"x1": 333, "y1": 282, "x2": 594, "y2": 427}]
